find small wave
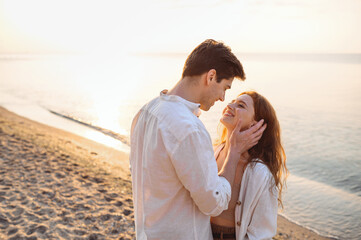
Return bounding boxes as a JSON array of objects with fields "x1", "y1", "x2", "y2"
[
  {"x1": 278, "y1": 212, "x2": 339, "y2": 240},
  {"x1": 48, "y1": 110, "x2": 130, "y2": 146},
  {"x1": 282, "y1": 174, "x2": 361, "y2": 239},
  {"x1": 288, "y1": 174, "x2": 361, "y2": 202}
]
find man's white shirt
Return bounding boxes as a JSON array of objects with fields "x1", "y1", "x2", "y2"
[{"x1": 130, "y1": 91, "x2": 231, "y2": 240}]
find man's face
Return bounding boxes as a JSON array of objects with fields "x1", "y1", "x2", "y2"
[{"x1": 200, "y1": 78, "x2": 233, "y2": 111}]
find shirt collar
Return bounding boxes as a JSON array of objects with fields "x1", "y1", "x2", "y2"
[{"x1": 160, "y1": 89, "x2": 201, "y2": 117}]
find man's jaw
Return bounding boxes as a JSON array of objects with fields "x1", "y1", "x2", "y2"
[{"x1": 200, "y1": 102, "x2": 214, "y2": 111}]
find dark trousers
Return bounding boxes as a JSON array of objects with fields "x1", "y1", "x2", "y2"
[{"x1": 211, "y1": 223, "x2": 236, "y2": 240}]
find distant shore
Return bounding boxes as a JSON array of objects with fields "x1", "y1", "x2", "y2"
[{"x1": 0, "y1": 107, "x2": 332, "y2": 239}]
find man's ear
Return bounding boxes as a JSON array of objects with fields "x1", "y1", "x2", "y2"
[{"x1": 206, "y1": 69, "x2": 217, "y2": 85}]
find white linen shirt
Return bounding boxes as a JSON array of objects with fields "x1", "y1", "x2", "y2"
[
  {"x1": 130, "y1": 91, "x2": 231, "y2": 240},
  {"x1": 214, "y1": 145, "x2": 278, "y2": 240},
  {"x1": 235, "y1": 161, "x2": 278, "y2": 240}
]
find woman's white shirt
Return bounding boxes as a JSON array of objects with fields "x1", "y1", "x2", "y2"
[
  {"x1": 235, "y1": 161, "x2": 278, "y2": 240},
  {"x1": 214, "y1": 144, "x2": 278, "y2": 240}
]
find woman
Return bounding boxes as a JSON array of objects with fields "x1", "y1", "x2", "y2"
[{"x1": 210, "y1": 91, "x2": 288, "y2": 240}]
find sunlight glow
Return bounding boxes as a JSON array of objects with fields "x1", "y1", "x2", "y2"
[
  {"x1": 82, "y1": 129, "x2": 130, "y2": 153},
  {"x1": 1, "y1": 0, "x2": 360, "y2": 54},
  {"x1": 69, "y1": 55, "x2": 149, "y2": 136},
  {"x1": 2, "y1": 0, "x2": 124, "y2": 53}
]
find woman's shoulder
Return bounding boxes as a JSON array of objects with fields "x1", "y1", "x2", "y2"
[
  {"x1": 245, "y1": 160, "x2": 278, "y2": 197},
  {"x1": 246, "y1": 159, "x2": 273, "y2": 180}
]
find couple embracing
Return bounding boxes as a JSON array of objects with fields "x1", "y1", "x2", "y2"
[{"x1": 130, "y1": 39, "x2": 288, "y2": 240}]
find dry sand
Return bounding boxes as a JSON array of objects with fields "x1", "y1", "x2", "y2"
[{"x1": 0, "y1": 107, "x2": 332, "y2": 240}]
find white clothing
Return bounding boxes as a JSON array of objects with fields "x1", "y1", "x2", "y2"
[
  {"x1": 214, "y1": 144, "x2": 278, "y2": 240},
  {"x1": 130, "y1": 91, "x2": 231, "y2": 240},
  {"x1": 235, "y1": 161, "x2": 278, "y2": 240}
]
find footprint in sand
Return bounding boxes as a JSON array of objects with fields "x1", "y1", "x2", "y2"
[
  {"x1": 0, "y1": 215, "x2": 10, "y2": 230},
  {"x1": 7, "y1": 227, "x2": 18, "y2": 236}
]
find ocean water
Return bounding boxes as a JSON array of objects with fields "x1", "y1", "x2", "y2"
[{"x1": 0, "y1": 53, "x2": 360, "y2": 239}]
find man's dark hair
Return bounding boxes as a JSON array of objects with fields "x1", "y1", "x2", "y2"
[{"x1": 182, "y1": 39, "x2": 245, "y2": 82}]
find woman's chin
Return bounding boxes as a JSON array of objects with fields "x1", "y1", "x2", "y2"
[
  {"x1": 221, "y1": 118, "x2": 250, "y2": 133},
  {"x1": 220, "y1": 118, "x2": 234, "y2": 130}
]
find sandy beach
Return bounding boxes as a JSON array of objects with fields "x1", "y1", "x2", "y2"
[{"x1": 0, "y1": 107, "x2": 332, "y2": 240}]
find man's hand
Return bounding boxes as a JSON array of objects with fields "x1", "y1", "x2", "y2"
[
  {"x1": 229, "y1": 109, "x2": 267, "y2": 155},
  {"x1": 219, "y1": 109, "x2": 267, "y2": 185}
]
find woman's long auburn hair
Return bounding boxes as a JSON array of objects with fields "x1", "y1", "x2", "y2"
[{"x1": 215, "y1": 91, "x2": 288, "y2": 207}]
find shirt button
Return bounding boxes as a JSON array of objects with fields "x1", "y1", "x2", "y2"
[
  {"x1": 236, "y1": 200, "x2": 241, "y2": 205},
  {"x1": 237, "y1": 221, "x2": 241, "y2": 226}
]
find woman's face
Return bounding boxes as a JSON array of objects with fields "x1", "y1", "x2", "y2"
[{"x1": 220, "y1": 94, "x2": 256, "y2": 131}]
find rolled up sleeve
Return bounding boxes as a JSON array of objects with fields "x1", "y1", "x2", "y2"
[{"x1": 169, "y1": 130, "x2": 231, "y2": 216}]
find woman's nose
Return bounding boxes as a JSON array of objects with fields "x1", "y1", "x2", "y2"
[{"x1": 223, "y1": 105, "x2": 231, "y2": 114}]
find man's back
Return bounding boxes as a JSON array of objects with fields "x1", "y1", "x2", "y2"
[{"x1": 130, "y1": 92, "x2": 231, "y2": 240}]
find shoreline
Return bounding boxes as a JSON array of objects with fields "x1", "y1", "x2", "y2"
[{"x1": 0, "y1": 107, "x2": 333, "y2": 239}]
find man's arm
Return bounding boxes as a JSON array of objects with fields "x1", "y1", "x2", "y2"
[
  {"x1": 167, "y1": 110, "x2": 266, "y2": 217},
  {"x1": 169, "y1": 130, "x2": 231, "y2": 216},
  {"x1": 130, "y1": 110, "x2": 142, "y2": 137}
]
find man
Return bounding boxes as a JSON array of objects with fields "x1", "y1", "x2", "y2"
[{"x1": 130, "y1": 39, "x2": 265, "y2": 239}]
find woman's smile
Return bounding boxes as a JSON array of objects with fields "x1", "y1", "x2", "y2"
[{"x1": 224, "y1": 109, "x2": 235, "y2": 117}]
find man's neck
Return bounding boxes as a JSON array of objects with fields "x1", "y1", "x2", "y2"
[{"x1": 167, "y1": 77, "x2": 202, "y2": 104}]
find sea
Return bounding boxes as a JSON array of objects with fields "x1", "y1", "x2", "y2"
[{"x1": 0, "y1": 53, "x2": 360, "y2": 239}]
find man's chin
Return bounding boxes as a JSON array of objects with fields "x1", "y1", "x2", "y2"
[{"x1": 200, "y1": 104, "x2": 211, "y2": 111}]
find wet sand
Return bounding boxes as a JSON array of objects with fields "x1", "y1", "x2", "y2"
[{"x1": 0, "y1": 107, "x2": 332, "y2": 239}]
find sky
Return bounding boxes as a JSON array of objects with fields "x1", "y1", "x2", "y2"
[{"x1": 0, "y1": 0, "x2": 360, "y2": 55}]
